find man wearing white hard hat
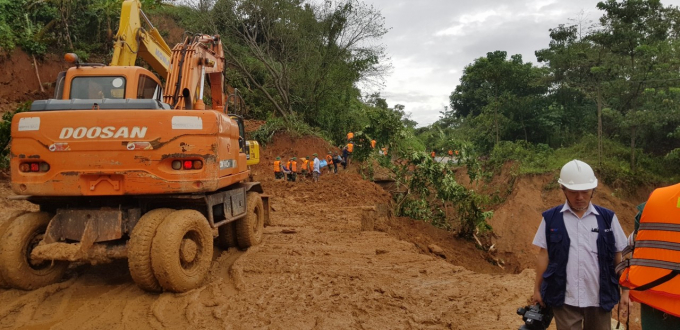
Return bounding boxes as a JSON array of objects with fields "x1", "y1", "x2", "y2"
[{"x1": 530, "y1": 160, "x2": 630, "y2": 330}]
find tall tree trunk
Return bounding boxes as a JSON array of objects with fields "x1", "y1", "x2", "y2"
[
  {"x1": 596, "y1": 88, "x2": 603, "y2": 167},
  {"x1": 60, "y1": 9, "x2": 74, "y2": 51}
]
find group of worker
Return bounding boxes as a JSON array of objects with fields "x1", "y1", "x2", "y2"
[
  {"x1": 273, "y1": 151, "x2": 346, "y2": 183},
  {"x1": 272, "y1": 131, "x2": 391, "y2": 183}
]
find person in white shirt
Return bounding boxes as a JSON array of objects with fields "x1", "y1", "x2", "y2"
[{"x1": 531, "y1": 159, "x2": 630, "y2": 330}]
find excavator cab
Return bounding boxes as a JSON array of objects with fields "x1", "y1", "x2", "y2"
[{"x1": 229, "y1": 114, "x2": 259, "y2": 166}]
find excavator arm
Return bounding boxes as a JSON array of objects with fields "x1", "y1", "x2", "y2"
[
  {"x1": 110, "y1": 0, "x2": 172, "y2": 77},
  {"x1": 164, "y1": 34, "x2": 225, "y2": 111}
]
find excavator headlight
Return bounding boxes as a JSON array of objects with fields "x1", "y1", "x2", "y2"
[{"x1": 172, "y1": 160, "x2": 182, "y2": 170}]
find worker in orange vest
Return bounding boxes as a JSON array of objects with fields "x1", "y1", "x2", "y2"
[
  {"x1": 307, "y1": 155, "x2": 314, "y2": 178},
  {"x1": 381, "y1": 147, "x2": 388, "y2": 156},
  {"x1": 448, "y1": 150, "x2": 453, "y2": 156},
  {"x1": 347, "y1": 132, "x2": 354, "y2": 141},
  {"x1": 287, "y1": 157, "x2": 298, "y2": 182},
  {"x1": 430, "y1": 150, "x2": 436, "y2": 158},
  {"x1": 618, "y1": 183, "x2": 680, "y2": 329},
  {"x1": 325, "y1": 152, "x2": 334, "y2": 173},
  {"x1": 346, "y1": 142, "x2": 354, "y2": 167},
  {"x1": 273, "y1": 156, "x2": 283, "y2": 180},
  {"x1": 370, "y1": 139, "x2": 376, "y2": 149},
  {"x1": 299, "y1": 157, "x2": 308, "y2": 181}
]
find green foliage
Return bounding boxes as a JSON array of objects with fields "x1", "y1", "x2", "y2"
[
  {"x1": 488, "y1": 141, "x2": 554, "y2": 174},
  {"x1": 250, "y1": 115, "x2": 325, "y2": 145},
  {"x1": 392, "y1": 150, "x2": 493, "y2": 238},
  {"x1": 0, "y1": 103, "x2": 30, "y2": 169}
]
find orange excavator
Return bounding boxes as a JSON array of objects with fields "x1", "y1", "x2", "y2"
[{"x1": 0, "y1": 0, "x2": 269, "y2": 293}]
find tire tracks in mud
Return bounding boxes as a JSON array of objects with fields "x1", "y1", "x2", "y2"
[{"x1": 0, "y1": 248, "x2": 247, "y2": 330}]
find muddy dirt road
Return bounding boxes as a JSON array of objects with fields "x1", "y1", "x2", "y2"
[{"x1": 1, "y1": 171, "x2": 539, "y2": 330}]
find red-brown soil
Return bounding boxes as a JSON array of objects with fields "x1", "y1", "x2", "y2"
[{"x1": 0, "y1": 50, "x2": 648, "y2": 329}]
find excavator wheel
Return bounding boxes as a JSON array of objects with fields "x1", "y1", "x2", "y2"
[
  {"x1": 0, "y1": 212, "x2": 68, "y2": 290},
  {"x1": 0, "y1": 210, "x2": 28, "y2": 289},
  {"x1": 151, "y1": 210, "x2": 213, "y2": 292},
  {"x1": 235, "y1": 192, "x2": 264, "y2": 249},
  {"x1": 216, "y1": 222, "x2": 238, "y2": 249},
  {"x1": 128, "y1": 208, "x2": 175, "y2": 292}
]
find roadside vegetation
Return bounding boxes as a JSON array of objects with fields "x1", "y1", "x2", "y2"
[{"x1": 1, "y1": 0, "x2": 679, "y2": 238}]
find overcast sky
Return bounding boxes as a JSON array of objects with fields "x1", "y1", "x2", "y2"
[{"x1": 359, "y1": 0, "x2": 680, "y2": 127}]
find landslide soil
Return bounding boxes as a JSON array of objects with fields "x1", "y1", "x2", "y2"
[{"x1": 0, "y1": 50, "x2": 649, "y2": 329}]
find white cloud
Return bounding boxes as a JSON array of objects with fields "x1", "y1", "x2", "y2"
[{"x1": 359, "y1": 0, "x2": 680, "y2": 127}]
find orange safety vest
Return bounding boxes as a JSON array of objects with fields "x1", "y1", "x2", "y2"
[
  {"x1": 309, "y1": 159, "x2": 314, "y2": 171},
  {"x1": 291, "y1": 161, "x2": 297, "y2": 172},
  {"x1": 347, "y1": 143, "x2": 354, "y2": 153},
  {"x1": 326, "y1": 155, "x2": 333, "y2": 164},
  {"x1": 619, "y1": 183, "x2": 680, "y2": 317},
  {"x1": 273, "y1": 160, "x2": 281, "y2": 172},
  {"x1": 455, "y1": 150, "x2": 459, "y2": 155},
  {"x1": 448, "y1": 150, "x2": 453, "y2": 156},
  {"x1": 382, "y1": 147, "x2": 387, "y2": 156},
  {"x1": 347, "y1": 132, "x2": 354, "y2": 140},
  {"x1": 371, "y1": 140, "x2": 376, "y2": 148},
  {"x1": 286, "y1": 161, "x2": 291, "y2": 171},
  {"x1": 431, "y1": 151, "x2": 435, "y2": 158},
  {"x1": 301, "y1": 159, "x2": 308, "y2": 171}
]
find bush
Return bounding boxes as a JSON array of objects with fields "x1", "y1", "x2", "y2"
[
  {"x1": 393, "y1": 150, "x2": 493, "y2": 238},
  {"x1": 488, "y1": 140, "x2": 554, "y2": 174},
  {"x1": 250, "y1": 115, "x2": 326, "y2": 145}
]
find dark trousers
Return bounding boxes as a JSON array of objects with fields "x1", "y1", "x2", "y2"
[{"x1": 553, "y1": 304, "x2": 611, "y2": 330}]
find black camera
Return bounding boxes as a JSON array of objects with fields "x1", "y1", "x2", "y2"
[{"x1": 516, "y1": 304, "x2": 553, "y2": 330}]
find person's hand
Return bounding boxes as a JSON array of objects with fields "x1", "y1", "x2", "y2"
[
  {"x1": 531, "y1": 290, "x2": 544, "y2": 307},
  {"x1": 619, "y1": 290, "x2": 631, "y2": 319}
]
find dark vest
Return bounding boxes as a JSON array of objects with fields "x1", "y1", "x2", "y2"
[{"x1": 540, "y1": 205, "x2": 620, "y2": 311}]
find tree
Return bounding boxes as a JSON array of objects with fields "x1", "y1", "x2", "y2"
[
  {"x1": 207, "y1": 0, "x2": 388, "y2": 138},
  {"x1": 593, "y1": 0, "x2": 680, "y2": 171},
  {"x1": 448, "y1": 51, "x2": 547, "y2": 149}
]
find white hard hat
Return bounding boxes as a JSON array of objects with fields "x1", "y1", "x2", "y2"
[{"x1": 558, "y1": 159, "x2": 598, "y2": 190}]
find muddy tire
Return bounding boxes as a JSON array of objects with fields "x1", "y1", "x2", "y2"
[
  {"x1": 0, "y1": 212, "x2": 67, "y2": 290},
  {"x1": 151, "y1": 210, "x2": 213, "y2": 292},
  {"x1": 0, "y1": 211, "x2": 28, "y2": 289},
  {"x1": 216, "y1": 222, "x2": 238, "y2": 249},
  {"x1": 235, "y1": 192, "x2": 264, "y2": 249},
  {"x1": 128, "y1": 208, "x2": 175, "y2": 292}
]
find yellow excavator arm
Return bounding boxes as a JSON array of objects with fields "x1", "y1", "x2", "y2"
[{"x1": 110, "y1": 0, "x2": 172, "y2": 77}]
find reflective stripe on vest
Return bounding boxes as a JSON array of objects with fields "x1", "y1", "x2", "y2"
[
  {"x1": 620, "y1": 183, "x2": 680, "y2": 317},
  {"x1": 273, "y1": 161, "x2": 281, "y2": 172}
]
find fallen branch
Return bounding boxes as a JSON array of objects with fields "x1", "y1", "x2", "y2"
[{"x1": 33, "y1": 55, "x2": 45, "y2": 93}]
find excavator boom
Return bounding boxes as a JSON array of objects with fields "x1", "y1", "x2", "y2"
[{"x1": 110, "y1": 0, "x2": 172, "y2": 77}]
